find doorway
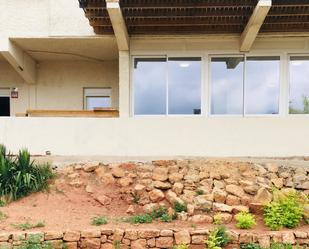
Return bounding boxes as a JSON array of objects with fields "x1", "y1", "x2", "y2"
[{"x1": 0, "y1": 89, "x2": 10, "y2": 116}]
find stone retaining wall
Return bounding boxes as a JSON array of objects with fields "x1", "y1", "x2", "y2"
[{"x1": 0, "y1": 228, "x2": 309, "y2": 249}]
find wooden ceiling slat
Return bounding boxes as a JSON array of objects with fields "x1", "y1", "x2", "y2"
[{"x1": 80, "y1": 0, "x2": 309, "y2": 35}]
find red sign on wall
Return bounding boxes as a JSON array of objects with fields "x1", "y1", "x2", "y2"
[{"x1": 11, "y1": 91, "x2": 18, "y2": 99}]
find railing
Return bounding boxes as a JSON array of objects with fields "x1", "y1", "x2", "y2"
[{"x1": 16, "y1": 108, "x2": 119, "y2": 118}]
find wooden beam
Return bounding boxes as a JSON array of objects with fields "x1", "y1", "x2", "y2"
[
  {"x1": 240, "y1": 0, "x2": 272, "y2": 52},
  {"x1": 106, "y1": 0, "x2": 129, "y2": 51},
  {"x1": 1, "y1": 40, "x2": 37, "y2": 84}
]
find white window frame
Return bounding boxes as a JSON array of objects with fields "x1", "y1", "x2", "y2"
[
  {"x1": 208, "y1": 53, "x2": 282, "y2": 117},
  {"x1": 131, "y1": 54, "x2": 204, "y2": 117},
  {"x1": 287, "y1": 53, "x2": 309, "y2": 116},
  {"x1": 83, "y1": 87, "x2": 112, "y2": 110}
]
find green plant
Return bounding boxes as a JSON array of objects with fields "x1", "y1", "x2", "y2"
[
  {"x1": 130, "y1": 193, "x2": 140, "y2": 204},
  {"x1": 213, "y1": 213, "x2": 223, "y2": 225},
  {"x1": 150, "y1": 206, "x2": 168, "y2": 219},
  {"x1": 240, "y1": 243, "x2": 261, "y2": 249},
  {"x1": 173, "y1": 244, "x2": 189, "y2": 249},
  {"x1": 0, "y1": 145, "x2": 55, "y2": 201},
  {"x1": 235, "y1": 212, "x2": 256, "y2": 229},
  {"x1": 270, "y1": 243, "x2": 295, "y2": 249},
  {"x1": 125, "y1": 214, "x2": 153, "y2": 224},
  {"x1": 160, "y1": 213, "x2": 172, "y2": 222},
  {"x1": 17, "y1": 235, "x2": 53, "y2": 249},
  {"x1": 91, "y1": 216, "x2": 108, "y2": 226},
  {"x1": 174, "y1": 202, "x2": 187, "y2": 213},
  {"x1": 205, "y1": 226, "x2": 230, "y2": 249},
  {"x1": 196, "y1": 189, "x2": 204, "y2": 195},
  {"x1": 0, "y1": 199, "x2": 6, "y2": 207},
  {"x1": 263, "y1": 191, "x2": 304, "y2": 230},
  {"x1": 0, "y1": 211, "x2": 7, "y2": 221},
  {"x1": 113, "y1": 240, "x2": 120, "y2": 249},
  {"x1": 13, "y1": 221, "x2": 45, "y2": 230}
]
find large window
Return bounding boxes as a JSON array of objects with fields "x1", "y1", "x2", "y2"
[
  {"x1": 210, "y1": 56, "x2": 280, "y2": 115},
  {"x1": 84, "y1": 88, "x2": 112, "y2": 110},
  {"x1": 289, "y1": 56, "x2": 309, "y2": 114},
  {"x1": 133, "y1": 57, "x2": 202, "y2": 115}
]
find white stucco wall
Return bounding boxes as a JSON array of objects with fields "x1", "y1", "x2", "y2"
[
  {"x1": 0, "y1": 60, "x2": 119, "y2": 115},
  {"x1": 0, "y1": 116, "x2": 309, "y2": 157}
]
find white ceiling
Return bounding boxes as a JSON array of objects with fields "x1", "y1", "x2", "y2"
[{"x1": 11, "y1": 37, "x2": 119, "y2": 62}]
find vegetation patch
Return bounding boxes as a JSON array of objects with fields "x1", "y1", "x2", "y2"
[
  {"x1": 0, "y1": 145, "x2": 55, "y2": 202},
  {"x1": 235, "y1": 211, "x2": 256, "y2": 229},
  {"x1": 174, "y1": 201, "x2": 187, "y2": 213},
  {"x1": 12, "y1": 221, "x2": 45, "y2": 230},
  {"x1": 91, "y1": 216, "x2": 108, "y2": 226},
  {"x1": 205, "y1": 226, "x2": 230, "y2": 249}
]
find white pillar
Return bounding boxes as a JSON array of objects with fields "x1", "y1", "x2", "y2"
[{"x1": 119, "y1": 50, "x2": 130, "y2": 117}]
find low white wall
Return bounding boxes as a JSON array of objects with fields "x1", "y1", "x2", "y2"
[{"x1": 0, "y1": 117, "x2": 308, "y2": 157}]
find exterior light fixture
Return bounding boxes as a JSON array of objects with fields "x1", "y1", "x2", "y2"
[{"x1": 78, "y1": 0, "x2": 88, "y2": 8}]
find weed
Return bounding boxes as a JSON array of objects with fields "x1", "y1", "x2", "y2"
[
  {"x1": 113, "y1": 240, "x2": 121, "y2": 249},
  {"x1": 125, "y1": 214, "x2": 153, "y2": 224},
  {"x1": 191, "y1": 223, "x2": 197, "y2": 229},
  {"x1": 17, "y1": 234, "x2": 53, "y2": 249},
  {"x1": 240, "y1": 243, "x2": 261, "y2": 249},
  {"x1": 150, "y1": 206, "x2": 168, "y2": 219},
  {"x1": 195, "y1": 189, "x2": 204, "y2": 196},
  {"x1": 91, "y1": 216, "x2": 108, "y2": 226},
  {"x1": 235, "y1": 212, "x2": 256, "y2": 229},
  {"x1": 130, "y1": 193, "x2": 140, "y2": 204},
  {"x1": 205, "y1": 226, "x2": 230, "y2": 249},
  {"x1": 174, "y1": 202, "x2": 187, "y2": 213},
  {"x1": 160, "y1": 213, "x2": 172, "y2": 222},
  {"x1": 13, "y1": 221, "x2": 45, "y2": 231},
  {"x1": 173, "y1": 244, "x2": 189, "y2": 249}
]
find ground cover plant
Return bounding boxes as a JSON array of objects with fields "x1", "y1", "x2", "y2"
[
  {"x1": 91, "y1": 216, "x2": 108, "y2": 226},
  {"x1": 12, "y1": 221, "x2": 45, "y2": 230},
  {"x1": 17, "y1": 235, "x2": 54, "y2": 249},
  {"x1": 0, "y1": 145, "x2": 54, "y2": 202},
  {"x1": 235, "y1": 211, "x2": 256, "y2": 229},
  {"x1": 205, "y1": 226, "x2": 230, "y2": 249},
  {"x1": 263, "y1": 189, "x2": 306, "y2": 230}
]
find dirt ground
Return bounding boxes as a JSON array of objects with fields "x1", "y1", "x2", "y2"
[{"x1": 0, "y1": 166, "x2": 308, "y2": 233}]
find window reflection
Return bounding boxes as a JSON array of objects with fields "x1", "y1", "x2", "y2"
[
  {"x1": 245, "y1": 56, "x2": 280, "y2": 115},
  {"x1": 289, "y1": 56, "x2": 309, "y2": 114},
  {"x1": 211, "y1": 57, "x2": 244, "y2": 115},
  {"x1": 168, "y1": 58, "x2": 201, "y2": 115}
]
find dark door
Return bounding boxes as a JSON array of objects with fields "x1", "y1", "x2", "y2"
[{"x1": 0, "y1": 97, "x2": 10, "y2": 116}]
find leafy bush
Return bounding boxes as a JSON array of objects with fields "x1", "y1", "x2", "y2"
[
  {"x1": 240, "y1": 243, "x2": 261, "y2": 249},
  {"x1": 205, "y1": 226, "x2": 230, "y2": 249},
  {"x1": 17, "y1": 235, "x2": 53, "y2": 249},
  {"x1": 173, "y1": 244, "x2": 189, "y2": 249},
  {"x1": 235, "y1": 212, "x2": 256, "y2": 229},
  {"x1": 91, "y1": 216, "x2": 108, "y2": 226},
  {"x1": 174, "y1": 202, "x2": 187, "y2": 213},
  {"x1": 126, "y1": 214, "x2": 153, "y2": 224},
  {"x1": 263, "y1": 191, "x2": 304, "y2": 230},
  {"x1": 150, "y1": 206, "x2": 168, "y2": 219},
  {"x1": 0, "y1": 145, "x2": 54, "y2": 201}
]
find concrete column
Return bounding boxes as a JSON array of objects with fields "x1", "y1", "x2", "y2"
[{"x1": 118, "y1": 50, "x2": 130, "y2": 117}]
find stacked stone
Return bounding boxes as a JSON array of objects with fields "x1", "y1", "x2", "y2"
[{"x1": 0, "y1": 229, "x2": 308, "y2": 249}]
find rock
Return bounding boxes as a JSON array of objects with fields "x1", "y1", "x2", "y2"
[
  {"x1": 169, "y1": 173, "x2": 184, "y2": 183},
  {"x1": 69, "y1": 179, "x2": 83, "y2": 188},
  {"x1": 113, "y1": 229, "x2": 124, "y2": 241},
  {"x1": 153, "y1": 181, "x2": 171, "y2": 190},
  {"x1": 124, "y1": 229, "x2": 138, "y2": 240},
  {"x1": 187, "y1": 204, "x2": 195, "y2": 216},
  {"x1": 219, "y1": 213, "x2": 233, "y2": 224},
  {"x1": 232, "y1": 205, "x2": 249, "y2": 214},
  {"x1": 199, "y1": 171, "x2": 209, "y2": 179},
  {"x1": 213, "y1": 189, "x2": 227, "y2": 203},
  {"x1": 253, "y1": 187, "x2": 272, "y2": 204},
  {"x1": 119, "y1": 177, "x2": 133, "y2": 187},
  {"x1": 143, "y1": 203, "x2": 158, "y2": 213},
  {"x1": 213, "y1": 203, "x2": 233, "y2": 213},
  {"x1": 68, "y1": 173, "x2": 79, "y2": 179},
  {"x1": 94, "y1": 195, "x2": 111, "y2": 206},
  {"x1": 271, "y1": 178, "x2": 284, "y2": 189},
  {"x1": 191, "y1": 214, "x2": 213, "y2": 223},
  {"x1": 244, "y1": 185, "x2": 259, "y2": 195},
  {"x1": 156, "y1": 237, "x2": 174, "y2": 248},
  {"x1": 0, "y1": 233, "x2": 10, "y2": 242},
  {"x1": 64, "y1": 242, "x2": 78, "y2": 249},
  {"x1": 294, "y1": 231, "x2": 308, "y2": 239},
  {"x1": 81, "y1": 238, "x2": 101, "y2": 249},
  {"x1": 96, "y1": 171, "x2": 115, "y2": 185},
  {"x1": 299, "y1": 181, "x2": 309, "y2": 190},
  {"x1": 63, "y1": 231, "x2": 81, "y2": 242},
  {"x1": 175, "y1": 230, "x2": 191, "y2": 245},
  {"x1": 249, "y1": 202, "x2": 263, "y2": 214},
  {"x1": 149, "y1": 189, "x2": 165, "y2": 202},
  {"x1": 83, "y1": 164, "x2": 99, "y2": 172},
  {"x1": 160, "y1": 230, "x2": 173, "y2": 237},
  {"x1": 134, "y1": 184, "x2": 146, "y2": 194},
  {"x1": 166, "y1": 190, "x2": 183, "y2": 205},
  {"x1": 138, "y1": 229, "x2": 160, "y2": 239},
  {"x1": 282, "y1": 233, "x2": 295, "y2": 244},
  {"x1": 258, "y1": 235, "x2": 270, "y2": 248},
  {"x1": 111, "y1": 166, "x2": 125, "y2": 178},
  {"x1": 85, "y1": 185, "x2": 94, "y2": 194},
  {"x1": 131, "y1": 239, "x2": 147, "y2": 249},
  {"x1": 304, "y1": 204, "x2": 309, "y2": 219},
  {"x1": 226, "y1": 195, "x2": 240, "y2": 206},
  {"x1": 214, "y1": 180, "x2": 226, "y2": 189},
  {"x1": 177, "y1": 212, "x2": 188, "y2": 221},
  {"x1": 239, "y1": 233, "x2": 253, "y2": 243},
  {"x1": 44, "y1": 231, "x2": 63, "y2": 240},
  {"x1": 265, "y1": 163, "x2": 279, "y2": 173},
  {"x1": 126, "y1": 205, "x2": 135, "y2": 214},
  {"x1": 81, "y1": 229, "x2": 101, "y2": 238},
  {"x1": 172, "y1": 182, "x2": 184, "y2": 195},
  {"x1": 184, "y1": 173, "x2": 200, "y2": 183},
  {"x1": 293, "y1": 174, "x2": 307, "y2": 185},
  {"x1": 192, "y1": 235, "x2": 206, "y2": 244},
  {"x1": 226, "y1": 184, "x2": 245, "y2": 198},
  {"x1": 101, "y1": 243, "x2": 113, "y2": 249},
  {"x1": 193, "y1": 195, "x2": 212, "y2": 210},
  {"x1": 152, "y1": 167, "x2": 169, "y2": 181}
]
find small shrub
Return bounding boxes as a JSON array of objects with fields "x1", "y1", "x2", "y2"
[
  {"x1": 0, "y1": 199, "x2": 6, "y2": 207},
  {"x1": 13, "y1": 221, "x2": 45, "y2": 230},
  {"x1": 213, "y1": 213, "x2": 223, "y2": 225},
  {"x1": 17, "y1": 235, "x2": 53, "y2": 249},
  {"x1": 150, "y1": 206, "x2": 168, "y2": 219},
  {"x1": 240, "y1": 243, "x2": 261, "y2": 249},
  {"x1": 126, "y1": 214, "x2": 153, "y2": 224},
  {"x1": 263, "y1": 191, "x2": 304, "y2": 230},
  {"x1": 174, "y1": 202, "x2": 187, "y2": 213},
  {"x1": 196, "y1": 189, "x2": 204, "y2": 195},
  {"x1": 235, "y1": 212, "x2": 256, "y2": 229},
  {"x1": 160, "y1": 213, "x2": 172, "y2": 223},
  {"x1": 205, "y1": 226, "x2": 230, "y2": 249},
  {"x1": 173, "y1": 244, "x2": 189, "y2": 249},
  {"x1": 0, "y1": 145, "x2": 55, "y2": 201},
  {"x1": 113, "y1": 240, "x2": 120, "y2": 249},
  {"x1": 91, "y1": 216, "x2": 108, "y2": 226}
]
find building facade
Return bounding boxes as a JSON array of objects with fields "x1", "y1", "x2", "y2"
[{"x1": 0, "y1": 0, "x2": 309, "y2": 157}]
